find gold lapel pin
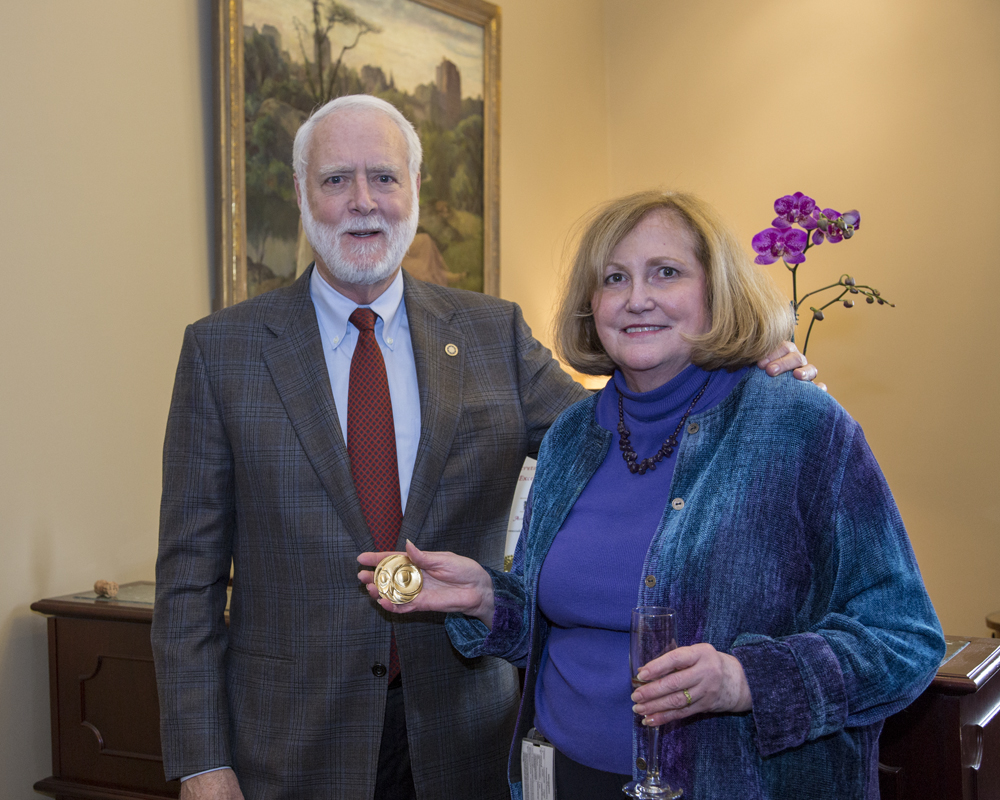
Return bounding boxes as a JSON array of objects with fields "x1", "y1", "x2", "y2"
[{"x1": 444, "y1": 343, "x2": 459, "y2": 357}]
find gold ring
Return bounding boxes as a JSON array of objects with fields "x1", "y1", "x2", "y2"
[
  {"x1": 374, "y1": 554, "x2": 423, "y2": 605},
  {"x1": 682, "y1": 689, "x2": 693, "y2": 707}
]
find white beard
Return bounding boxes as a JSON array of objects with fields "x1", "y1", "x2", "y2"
[{"x1": 300, "y1": 192, "x2": 419, "y2": 286}]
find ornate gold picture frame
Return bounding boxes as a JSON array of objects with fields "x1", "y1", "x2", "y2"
[{"x1": 214, "y1": 0, "x2": 501, "y2": 309}]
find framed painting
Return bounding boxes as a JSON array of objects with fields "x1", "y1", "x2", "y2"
[{"x1": 213, "y1": 0, "x2": 501, "y2": 309}]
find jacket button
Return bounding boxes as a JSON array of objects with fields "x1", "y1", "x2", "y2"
[
  {"x1": 671, "y1": 498, "x2": 685, "y2": 510},
  {"x1": 645, "y1": 575, "x2": 656, "y2": 588},
  {"x1": 636, "y1": 757, "x2": 647, "y2": 771},
  {"x1": 372, "y1": 663, "x2": 387, "y2": 678},
  {"x1": 687, "y1": 422, "x2": 699, "y2": 434}
]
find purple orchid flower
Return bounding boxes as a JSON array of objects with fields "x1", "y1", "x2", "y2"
[
  {"x1": 811, "y1": 208, "x2": 861, "y2": 244},
  {"x1": 752, "y1": 226, "x2": 809, "y2": 265},
  {"x1": 772, "y1": 192, "x2": 818, "y2": 230}
]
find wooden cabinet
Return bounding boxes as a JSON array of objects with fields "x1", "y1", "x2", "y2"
[
  {"x1": 880, "y1": 637, "x2": 1000, "y2": 800},
  {"x1": 32, "y1": 582, "x2": 180, "y2": 800}
]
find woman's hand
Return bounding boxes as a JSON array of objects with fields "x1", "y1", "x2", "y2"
[
  {"x1": 757, "y1": 341, "x2": 827, "y2": 392},
  {"x1": 630, "y1": 643, "x2": 752, "y2": 726},
  {"x1": 357, "y1": 540, "x2": 496, "y2": 627}
]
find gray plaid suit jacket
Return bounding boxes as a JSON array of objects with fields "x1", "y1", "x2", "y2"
[{"x1": 151, "y1": 268, "x2": 587, "y2": 799}]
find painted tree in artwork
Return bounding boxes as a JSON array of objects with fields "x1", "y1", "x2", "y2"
[
  {"x1": 244, "y1": 30, "x2": 304, "y2": 269},
  {"x1": 294, "y1": 1, "x2": 382, "y2": 106}
]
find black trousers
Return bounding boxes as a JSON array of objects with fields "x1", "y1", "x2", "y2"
[
  {"x1": 375, "y1": 679, "x2": 629, "y2": 800},
  {"x1": 554, "y1": 745, "x2": 632, "y2": 800},
  {"x1": 375, "y1": 676, "x2": 417, "y2": 800}
]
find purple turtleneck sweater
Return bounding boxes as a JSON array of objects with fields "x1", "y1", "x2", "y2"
[{"x1": 533, "y1": 363, "x2": 749, "y2": 773}]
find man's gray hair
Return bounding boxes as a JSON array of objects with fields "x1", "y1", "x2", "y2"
[{"x1": 292, "y1": 94, "x2": 423, "y2": 183}]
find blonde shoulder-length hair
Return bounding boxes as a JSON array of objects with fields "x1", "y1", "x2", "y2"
[{"x1": 554, "y1": 191, "x2": 793, "y2": 376}]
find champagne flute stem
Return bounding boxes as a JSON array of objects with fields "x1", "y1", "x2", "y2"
[{"x1": 646, "y1": 723, "x2": 662, "y2": 785}]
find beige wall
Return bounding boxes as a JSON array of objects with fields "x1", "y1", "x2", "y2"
[
  {"x1": 0, "y1": 0, "x2": 995, "y2": 796},
  {"x1": 499, "y1": 0, "x2": 609, "y2": 325},
  {"x1": 601, "y1": 0, "x2": 1000, "y2": 639},
  {"x1": 1, "y1": 2, "x2": 214, "y2": 796},
  {"x1": 0, "y1": 0, "x2": 608, "y2": 795}
]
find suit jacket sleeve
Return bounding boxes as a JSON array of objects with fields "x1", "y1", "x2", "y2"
[
  {"x1": 508, "y1": 303, "x2": 588, "y2": 456},
  {"x1": 151, "y1": 324, "x2": 236, "y2": 779}
]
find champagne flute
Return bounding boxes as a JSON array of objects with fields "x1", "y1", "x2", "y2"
[{"x1": 623, "y1": 606, "x2": 683, "y2": 799}]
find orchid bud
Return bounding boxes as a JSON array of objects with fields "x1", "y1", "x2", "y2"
[
  {"x1": 818, "y1": 215, "x2": 830, "y2": 231},
  {"x1": 849, "y1": 287, "x2": 859, "y2": 294},
  {"x1": 845, "y1": 276, "x2": 856, "y2": 286},
  {"x1": 844, "y1": 226, "x2": 855, "y2": 239},
  {"x1": 844, "y1": 300, "x2": 854, "y2": 308},
  {"x1": 813, "y1": 310, "x2": 825, "y2": 321},
  {"x1": 866, "y1": 297, "x2": 874, "y2": 304}
]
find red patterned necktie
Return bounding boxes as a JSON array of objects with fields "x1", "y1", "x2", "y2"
[{"x1": 347, "y1": 307, "x2": 402, "y2": 683}]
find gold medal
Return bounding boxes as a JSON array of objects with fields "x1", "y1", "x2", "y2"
[{"x1": 374, "y1": 553, "x2": 423, "y2": 605}]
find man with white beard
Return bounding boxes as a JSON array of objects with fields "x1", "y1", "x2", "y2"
[{"x1": 151, "y1": 95, "x2": 814, "y2": 800}]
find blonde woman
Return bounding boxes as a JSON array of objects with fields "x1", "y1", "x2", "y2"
[{"x1": 361, "y1": 191, "x2": 943, "y2": 800}]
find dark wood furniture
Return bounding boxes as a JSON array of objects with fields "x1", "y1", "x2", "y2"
[
  {"x1": 880, "y1": 636, "x2": 1000, "y2": 800},
  {"x1": 32, "y1": 582, "x2": 180, "y2": 800}
]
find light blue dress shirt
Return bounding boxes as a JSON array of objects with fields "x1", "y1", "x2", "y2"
[{"x1": 309, "y1": 267, "x2": 422, "y2": 511}]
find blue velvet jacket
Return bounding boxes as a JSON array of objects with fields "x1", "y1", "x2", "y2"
[{"x1": 447, "y1": 369, "x2": 944, "y2": 800}]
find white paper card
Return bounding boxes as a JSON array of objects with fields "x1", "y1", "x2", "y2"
[
  {"x1": 504, "y1": 457, "x2": 536, "y2": 570},
  {"x1": 521, "y1": 736, "x2": 556, "y2": 800}
]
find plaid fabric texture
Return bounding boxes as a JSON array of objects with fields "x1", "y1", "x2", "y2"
[{"x1": 151, "y1": 269, "x2": 589, "y2": 799}]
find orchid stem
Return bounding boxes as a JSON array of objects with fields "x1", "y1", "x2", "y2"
[
  {"x1": 796, "y1": 282, "x2": 849, "y2": 308},
  {"x1": 816, "y1": 289, "x2": 849, "y2": 311},
  {"x1": 802, "y1": 316, "x2": 817, "y2": 356}
]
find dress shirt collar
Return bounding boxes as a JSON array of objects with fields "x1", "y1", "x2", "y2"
[{"x1": 309, "y1": 265, "x2": 406, "y2": 351}]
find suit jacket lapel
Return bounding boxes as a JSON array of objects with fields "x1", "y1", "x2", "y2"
[
  {"x1": 260, "y1": 270, "x2": 372, "y2": 550},
  {"x1": 400, "y1": 273, "x2": 463, "y2": 546}
]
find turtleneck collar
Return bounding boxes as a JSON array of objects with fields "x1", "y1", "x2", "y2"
[
  {"x1": 597, "y1": 363, "x2": 750, "y2": 429},
  {"x1": 614, "y1": 365, "x2": 711, "y2": 422}
]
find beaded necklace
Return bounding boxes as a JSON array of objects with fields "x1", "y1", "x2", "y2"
[{"x1": 617, "y1": 377, "x2": 710, "y2": 475}]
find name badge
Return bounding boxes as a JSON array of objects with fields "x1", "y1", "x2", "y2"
[{"x1": 521, "y1": 729, "x2": 556, "y2": 800}]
